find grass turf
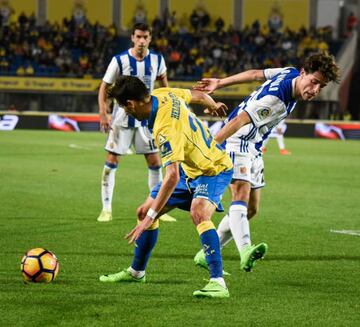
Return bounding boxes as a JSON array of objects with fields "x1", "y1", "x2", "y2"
[{"x1": 0, "y1": 130, "x2": 359, "y2": 326}]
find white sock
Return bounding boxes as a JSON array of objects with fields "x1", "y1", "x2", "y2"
[
  {"x1": 210, "y1": 277, "x2": 226, "y2": 288},
  {"x1": 101, "y1": 162, "x2": 117, "y2": 212},
  {"x1": 277, "y1": 134, "x2": 285, "y2": 150},
  {"x1": 228, "y1": 202, "x2": 251, "y2": 253},
  {"x1": 128, "y1": 266, "x2": 145, "y2": 278},
  {"x1": 148, "y1": 166, "x2": 162, "y2": 190},
  {"x1": 217, "y1": 214, "x2": 233, "y2": 248}
]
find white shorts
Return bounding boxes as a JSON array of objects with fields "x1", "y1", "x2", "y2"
[
  {"x1": 105, "y1": 125, "x2": 158, "y2": 155},
  {"x1": 229, "y1": 152, "x2": 265, "y2": 188}
]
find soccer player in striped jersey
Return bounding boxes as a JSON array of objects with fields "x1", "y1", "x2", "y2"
[
  {"x1": 97, "y1": 23, "x2": 171, "y2": 222},
  {"x1": 262, "y1": 121, "x2": 291, "y2": 155},
  {"x1": 99, "y1": 76, "x2": 233, "y2": 298},
  {"x1": 194, "y1": 52, "x2": 340, "y2": 272}
]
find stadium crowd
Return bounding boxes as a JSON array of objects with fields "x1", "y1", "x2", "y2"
[{"x1": 0, "y1": 9, "x2": 338, "y2": 80}]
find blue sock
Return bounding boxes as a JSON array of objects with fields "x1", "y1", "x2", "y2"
[
  {"x1": 131, "y1": 229, "x2": 158, "y2": 271},
  {"x1": 200, "y1": 229, "x2": 223, "y2": 278}
]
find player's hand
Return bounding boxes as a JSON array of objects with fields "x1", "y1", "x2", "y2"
[
  {"x1": 99, "y1": 113, "x2": 111, "y2": 133},
  {"x1": 204, "y1": 102, "x2": 228, "y2": 117},
  {"x1": 125, "y1": 216, "x2": 154, "y2": 244},
  {"x1": 193, "y1": 78, "x2": 220, "y2": 94}
]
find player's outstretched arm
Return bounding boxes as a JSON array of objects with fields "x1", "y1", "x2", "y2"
[
  {"x1": 125, "y1": 162, "x2": 180, "y2": 244},
  {"x1": 194, "y1": 69, "x2": 265, "y2": 93},
  {"x1": 215, "y1": 110, "x2": 252, "y2": 144},
  {"x1": 190, "y1": 89, "x2": 228, "y2": 117}
]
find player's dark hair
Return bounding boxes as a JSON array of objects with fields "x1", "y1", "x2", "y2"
[
  {"x1": 107, "y1": 76, "x2": 149, "y2": 106},
  {"x1": 303, "y1": 52, "x2": 340, "y2": 83},
  {"x1": 131, "y1": 23, "x2": 151, "y2": 35}
]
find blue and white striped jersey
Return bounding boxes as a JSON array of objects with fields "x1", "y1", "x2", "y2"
[
  {"x1": 103, "y1": 49, "x2": 167, "y2": 127},
  {"x1": 225, "y1": 67, "x2": 299, "y2": 156}
]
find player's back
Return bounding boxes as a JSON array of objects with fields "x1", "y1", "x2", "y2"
[{"x1": 150, "y1": 88, "x2": 233, "y2": 178}]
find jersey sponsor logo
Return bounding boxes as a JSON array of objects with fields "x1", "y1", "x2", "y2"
[
  {"x1": 160, "y1": 141, "x2": 172, "y2": 157},
  {"x1": 195, "y1": 183, "x2": 208, "y2": 196},
  {"x1": 256, "y1": 107, "x2": 271, "y2": 119}
]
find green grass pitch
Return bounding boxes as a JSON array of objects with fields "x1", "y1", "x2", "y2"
[{"x1": 0, "y1": 130, "x2": 359, "y2": 326}]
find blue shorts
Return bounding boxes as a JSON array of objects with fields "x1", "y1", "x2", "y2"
[{"x1": 150, "y1": 167, "x2": 233, "y2": 212}]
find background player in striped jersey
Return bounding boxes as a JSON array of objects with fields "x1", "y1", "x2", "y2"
[
  {"x1": 99, "y1": 76, "x2": 233, "y2": 298},
  {"x1": 262, "y1": 121, "x2": 291, "y2": 155},
  {"x1": 194, "y1": 52, "x2": 340, "y2": 272},
  {"x1": 97, "y1": 23, "x2": 170, "y2": 222}
]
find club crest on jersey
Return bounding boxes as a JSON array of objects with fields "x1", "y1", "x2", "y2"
[
  {"x1": 160, "y1": 141, "x2": 172, "y2": 158},
  {"x1": 157, "y1": 134, "x2": 166, "y2": 145},
  {"x1": 257, "y1": 107, "x2": 271, "y2": 119}
]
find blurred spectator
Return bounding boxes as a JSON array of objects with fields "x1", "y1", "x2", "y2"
[
  {"x1": 346, "y1": 12, "x2": 358, "y2": 36},
  {"x1": 215, "y1": 17, "x2": 225, "y2": 33},
  {"x1": 7, "y1": 104, "x2": 17, "y2": 111},
  {"x1": 0, "y1": 10, "x2": 339, "y2": 81}
]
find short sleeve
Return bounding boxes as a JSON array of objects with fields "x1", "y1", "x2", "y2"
[
  {"x1": 244, "y1": 95, "x2": 287, "y2": 127},
  {"x1": 103, "y1": 57, "x2": 120, "y2": 84},
  {"x1": 264, "y1": 67, "x2": 291, "y2": 80},
  {"x1": 157, "y1": 54, "x2": 167, "y2": 77},
  {"x1": 168, "y1": 88, "x2": 192, "y2": 104}
]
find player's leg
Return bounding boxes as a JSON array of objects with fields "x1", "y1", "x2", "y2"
[
  {"x1": 99, "y1": 173, "x2": 187, "y2": 283},
  {"x1": 99, "y1": 195, "x2": 175, "y2": 283},
  {"x1": 228, "y1": 180, "x2": 252, "y2": 251},
  {"x1": 248, "y1": 188, "x2": 261, "y2": 220},
  {"x1": 276, "y1": 124, "x2": 291, "y2": 155},
  {"x1": 262, "y1": 136, "x2": 270, "y2": 153},
  {"x1": 239, "y1": 156, "x2": 268, "y2": 270},
  {"x1": 191, "y1": 198, "x2": 229, "y2": 298},
  {"x1": 144, "y1": 152, "x2": 163, "y2": 190},
  {"x1": 135, "y1": 126, "x2": 162, "y2": 190},
  {"x1": 191, "y1": 171, "x2": 232, "y2": 298},
  {"x1": 97, "y1": 126, "x2": 133, "y2": 222},
  {"x1": 194, "y1": 154, "x2": 252, "y2": 269}
]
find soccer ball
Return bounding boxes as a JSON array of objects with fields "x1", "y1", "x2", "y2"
[{"x1": 21, "y1": 248, "x2": 59, "y2": 283}]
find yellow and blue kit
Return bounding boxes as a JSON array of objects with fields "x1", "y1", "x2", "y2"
[
  {"x1": 149, "y1": 88, "x2": 233, "y2": 211},
  {"x1": 132, "y1": 88, "x2": 233, "y2": 278}
]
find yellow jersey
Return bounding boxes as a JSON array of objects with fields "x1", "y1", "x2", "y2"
[{"x1": 149, "y1": 88, "x2": 233, "y2": 179}]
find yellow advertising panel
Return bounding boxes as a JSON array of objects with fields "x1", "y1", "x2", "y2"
[
  {"x1": 121, "y1": 0, "x2": 159, "y2": 30},
  {"x1": 1, "y1": 0, "x2": 37, "y2": 22},
  {"x1": 0, "y1": 77, "x2": 260, "y2": 97},
  {"x1": 169, "y1": 0, "x2": 233, "y2": 29},
  {"x1": 0, "y1": 77, "x2": 101, "y2": 93},
  {"x1": 47, "y1": 0, "x2": 111, "y2": 25},
  {"x1": 243, "y1": 0, "x2": 309, "y2": 31}
]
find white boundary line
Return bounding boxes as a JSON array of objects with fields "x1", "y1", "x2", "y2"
[{"x1": 330, "y1": 229, "x2": 360, "y2": 236}]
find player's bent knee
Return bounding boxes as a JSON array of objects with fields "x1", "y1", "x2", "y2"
[
  {"x1": 190, "y1": 209, "x2": 205, "y2": 226},
  {"x1": 107, "y1": 152, "x2": 119, "y2": 164}
]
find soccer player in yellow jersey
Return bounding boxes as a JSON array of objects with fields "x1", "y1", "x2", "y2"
[{"x1": 99, "y1": 76, "x2": 233, "y2": 298}]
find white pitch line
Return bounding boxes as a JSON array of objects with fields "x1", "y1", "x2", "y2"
[
  {"x1": 330, "y1": 229, "x2": 360, "y2": 236},
  {"x1": 69, "y1": 143, "x2": 91, "y2": 150}
]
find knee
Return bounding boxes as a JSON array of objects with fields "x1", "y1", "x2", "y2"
[
  {"x1": 106, "y1": 153, "x2": 119, "y2": 165},
  {"x1": 190, "y1": 208, "x2": 204, "y2": 226}
]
